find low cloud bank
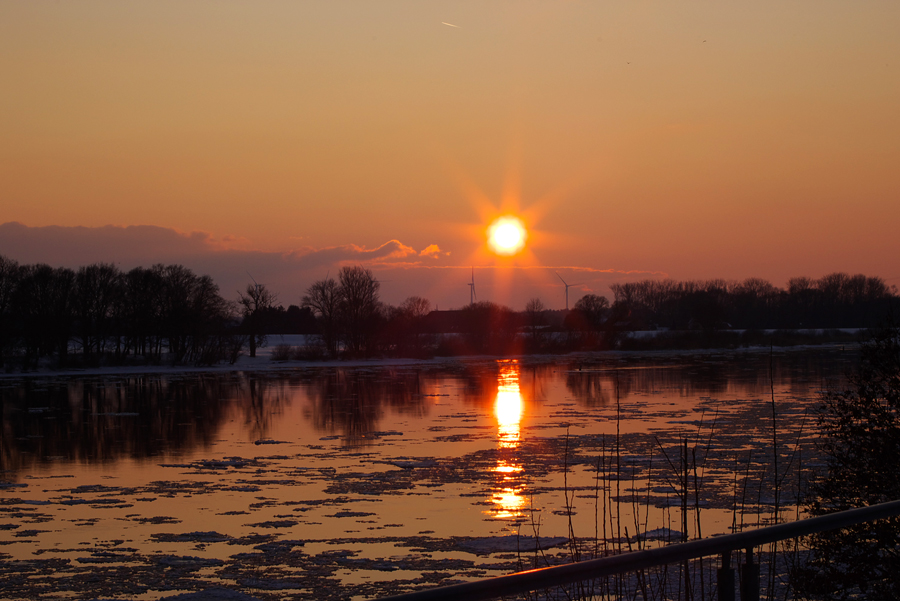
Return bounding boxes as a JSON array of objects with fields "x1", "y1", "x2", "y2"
[{"x1": 0, "y1": 222, "x2": 441, "y2": 305}]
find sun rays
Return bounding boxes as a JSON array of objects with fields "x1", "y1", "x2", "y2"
[
  {"x1": 444, "y1": 159, "x2": 565, "y2": 305},
  {"x1": 409, "y1": 146, "x2": 650, "y2": 309}
]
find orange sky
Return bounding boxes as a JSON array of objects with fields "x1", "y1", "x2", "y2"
[{"x1": 2, "y1": 2, "x2": 899, "y2": 309}]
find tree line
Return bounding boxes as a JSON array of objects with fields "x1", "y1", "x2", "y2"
[
  {"x1": 297, "y1": 270, "x2": 897, "y2": 358},
  {"x1": 608, "y1": 273, "x2": 896, "y2": 331},
  {"x1": 0, "y1": 256, "x2": 245, "y2": 369},
  {"x1": 0, "y1": 251, "x2": 896, "y2": 368}
]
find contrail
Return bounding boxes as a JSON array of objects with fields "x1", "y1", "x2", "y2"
[{"x1": 442, "y1": 22, "x2": 459, "y2": 28}]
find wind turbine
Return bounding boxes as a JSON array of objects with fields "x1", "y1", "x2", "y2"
[
  {"x1": 247, "y1": 271, "x2": 262, "y2": 295},
  {"x1": 468, "y1": 268, "x2": 477, "y2": 306},
  {"x1": 556, "y1": 272, "x2": 581, "y2": 311}
]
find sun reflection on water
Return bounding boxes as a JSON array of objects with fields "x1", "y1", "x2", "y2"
[
  {"x1": 495, "y1": 362, "x2": 523, "y2": 448},
  {"x1": 490, "y1": 360, "x2": 526, "y2": 520}
]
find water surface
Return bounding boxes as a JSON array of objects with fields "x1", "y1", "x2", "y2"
[{"x1": 0, "y1": 347, "x2": 853, "y2": 600}]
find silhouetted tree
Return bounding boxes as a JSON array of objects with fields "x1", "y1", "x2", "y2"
[
  {"x1": 73, "y1": 263, "x2": 121, "y2": 361},
  {"x1": 525, "y1": 297, "x2": 546, "y2": 350},
  {"x1": 302, "y1": 275, "x2": 341, "y2": 357},
  {"x1": 12, "y1": 265, "x2": 76, "y2": 368},
  {"x1": 401, "y1": 296, "x2": 430, "y2": 320},
  {"x1": 563, "y1": 293, "x2": 610, "y2": 349},
  {"x1": 461, "y1": 301, "x2": 519, "y2": 355},
  {"x1": 0, "y1": 255, "x2": 20, "y2": 367},
  {"x1": 574, "y1": 294, "x2": 609, "y2": 330},
  {"x1": 128, "y1": 264, "x2": 232, "y2": 365},
  {"x1": 283, "y1": 304, "x2": 318, "y2": 334},
  {"x1": 119, "y1": 266, "x2": 165, "y2": 359},
  {"x1": 0, "y1": 259, "x2": 234, "y2": 368},
  {"x1": 727, "y1": 277, "x2": 778, "y2": 329},
  {"x1": 338, "y1": 265, "x2": 381, "y2": 356},
  {"x1": 798, "y1": 323, "x2": 900, "y2": 600},
  {"x1": 238, "y1": 282, "x2": 277, "y2": 358},
  {"x1": 158, "y1": 264, "x2": 198, "y2": 362},
  {"x1": 683, "y1": 286, "x2": 728, "y2": 330},
  {"x1": 394, "y1": 296, "x2": 431, "y2": 356},
  {"x1": 182, "y1": 271, "x2": 233, "y2": 364},
  {"x1": 606, "y1": 275, "x2": 898, "y2": 333}
]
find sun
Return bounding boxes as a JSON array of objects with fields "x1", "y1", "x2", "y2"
[{"x1": 487, "y1": 216, "x2": 527, "y2": 256}]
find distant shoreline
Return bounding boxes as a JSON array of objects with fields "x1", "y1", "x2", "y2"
[{"x1": 0, "y1": 334, "x2": 859, "y2": 379}]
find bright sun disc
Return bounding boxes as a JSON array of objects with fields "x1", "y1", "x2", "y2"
[{"x1": 488, "y1": 216, "x2": 527, "y2": 256}]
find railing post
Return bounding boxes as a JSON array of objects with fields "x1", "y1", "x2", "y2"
[
  {"x1": 740, "y1": 547, "x2": 759, "y2": 601},
  {"x1": 717, "y1": 550, "x2": 735, "y2": 601}
]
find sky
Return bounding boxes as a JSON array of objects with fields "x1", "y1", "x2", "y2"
[{"x1": 2, "y1": 1, "x2": 899, "y2": 310}]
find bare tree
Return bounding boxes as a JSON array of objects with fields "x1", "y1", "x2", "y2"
[
  {"x1": 13, "y1": 264, "x2": 76, "y2": 368},
  {"x1": 338, "y1": 265, "x2": 381, "y2": 356},
  {"x1": 401, "y1": 296, "x2": 431, "y2": 320},
  {"x1": 401, "y1": 296, "x2": 431, "y2": 355},
  {"x1": 525, "y1": 297, "x2": 546, "y2": 349},
  {"x1": 0, "y1": 255, "x2": 21, "y2": 367},
  {"x1": 239, "y1": 282, "x2": 277, "y2": 358},
  {"x1": 302, "y1": 275, "x2": 341, "y2": 357},
  {"x1": 74, "y1": 263, "x2": 121, "y2": 360},
  {"x1": 159, "y1": 264, "x2": 202, "y2": 361},
  {"x1": 573, "y1": 294, "x2": 609, "y2": 330},
  {"x1": 119, "y1": 266, "x2": 165, "y2": 359}
]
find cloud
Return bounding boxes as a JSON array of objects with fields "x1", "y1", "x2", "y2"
[
  {"x1": 0, "y1": 222, "x2": 417, "y2": 268},
  {"x1": 419, "y1": 244, "x2": 450, "y2": 259},
  {"x1": 285, "y1": 239, "x2": 417, "y2": 268},
  {"x1": 0, "y1": 221, "x2": 215, "y2": 266}
]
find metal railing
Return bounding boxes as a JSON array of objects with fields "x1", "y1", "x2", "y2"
[{"x1": 380, "y1": 499, "x2": 900, "y2": 601}]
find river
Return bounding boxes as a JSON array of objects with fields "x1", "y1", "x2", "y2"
[{"x1": 0, "y1": 346, "x2": 854, "y2": 600}]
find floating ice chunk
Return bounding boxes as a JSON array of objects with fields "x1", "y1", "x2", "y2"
[
  {"x1": 237, "y1": 579, "x2": 304, "y2": 591},
  {"x1": 59, "y1": 498, "x2": 129, "y2": 506},
  {"x1": 152, "y1": 531, "x2": 232, "y2": 543},
  {"x1": 253, "y1": 539, "x2": 305, "y2": 554},
  {"x1": 457, "y1": 535, "x2": 569, "y2": 555},
  {"x1": 386, "y1": 459, "x2": 438, "y2": 469},
  {"x1": 245, "y1": 520, "x2": 298, "y2": 529},
  {"x1": 160, "y1": 458, "x2": 251, "y2": 470},
  {"x1": 160, "y1": 590, "x2": 263, "y2": 601},
  {"x1": 632, "y1": 527, "x2": 684, "y2": 542},
  {"x1": 156, "y1": 555, "x2": 225, "y2": 569},
  {"x1": 327, "y1": 510, "x2": 376, "y2": 518},
  {"x1": 75, "y1": 552, "x2": 135, "y2": 564}
]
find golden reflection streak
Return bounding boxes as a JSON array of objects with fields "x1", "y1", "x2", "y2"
[
  {"x1": 490, "y1": 361, "x2": 526, "y2": 519},
  {"x1": 491, "y1": 488, "x2": 527, "y2": 519},
  {"x1": 495, "y1": 362, "x2": 523, "y2": 449}
]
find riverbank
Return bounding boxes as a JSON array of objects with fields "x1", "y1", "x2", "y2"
[{"x1": 0, "y1": 329, "x2": 864, "y2": 380}]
